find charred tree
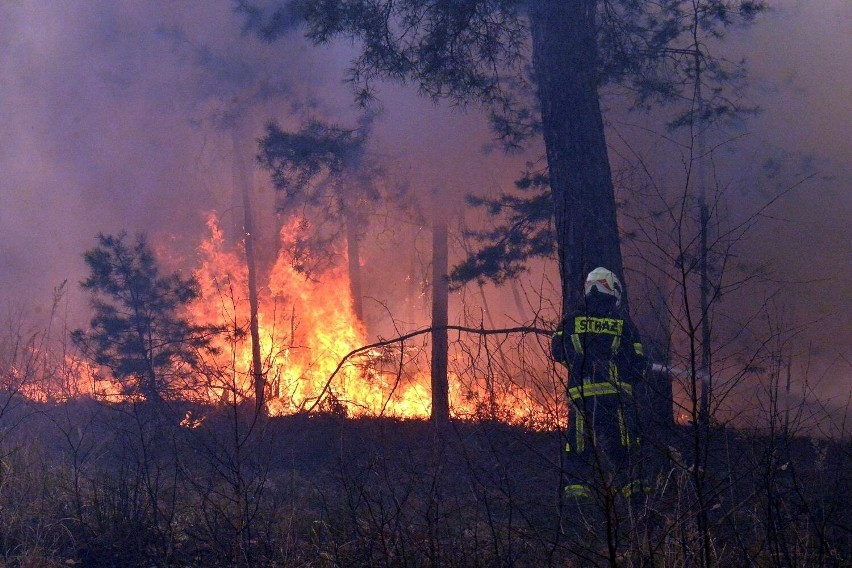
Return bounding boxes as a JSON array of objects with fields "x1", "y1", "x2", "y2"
[
  {"x1": 232, "y1": 128, "x2": 266, "y2": 411},
  {"x1": 244, "y1": 0, "x2": 614, "y2": 318},
  {"x1": 345, "y1": 212, "x2": 364, "y2": 321},
  {"x1": 430, "y1": 220, "x2": 450, "y2": 425}
]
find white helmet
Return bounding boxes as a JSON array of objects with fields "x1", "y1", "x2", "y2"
[{"x1": 584, "y1": 267, "x2": 623, "y2": 306}]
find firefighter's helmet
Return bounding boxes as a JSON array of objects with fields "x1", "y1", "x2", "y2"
[{"x1": 584, "y1": 267, "x2": 623, "y2": 306}]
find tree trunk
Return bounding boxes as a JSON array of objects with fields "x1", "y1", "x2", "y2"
[
  {"x1": 528, "y1": 0, "x2": 626, "y2": 318},
  {"x1": 232, "y1": 129, "x2": 265, "y2": 412},
  {"x1": 346, "y1": 213, "x2": 364, "y2": 322},
  {"x1": 143, "y1": 353, "x2": 160, "y2": 402},
  {"x1": 430, "y1": 220, "x2": 450, "y2": 425}
]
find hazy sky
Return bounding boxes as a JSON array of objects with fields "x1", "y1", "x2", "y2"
[
  {"x1": 0, "y1": 1, "x2": 848, "y2": 416},
  {"x1": 0, "y1": 1, "x2": 509, "y2": 306}
]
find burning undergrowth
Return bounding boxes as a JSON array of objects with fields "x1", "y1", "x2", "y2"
[
  {"x1": 43, "y1": 213, "x2": 560, "y2": 428},
  {"x1": 0, "y1": 197, "x2": 560, "y2": 432}
]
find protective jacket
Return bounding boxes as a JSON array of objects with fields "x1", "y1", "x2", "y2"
[{"x1": 552, "y1": 291, "x2": 645, "y2": 461}]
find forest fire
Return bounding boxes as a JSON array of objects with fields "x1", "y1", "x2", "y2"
[
  {"x1": 3, "y1": 214, "x2": 554, "y2": 427},
  {"x1": 188, "y1": 215, "x2": 425, "y2": 417},
  {"x1": 187, "y1": 215, "x2": 554, "y2": 425}
]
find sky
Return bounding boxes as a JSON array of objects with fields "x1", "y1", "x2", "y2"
[{"x1": 0, "y1": 1, "x2": 848, "y2": 422}]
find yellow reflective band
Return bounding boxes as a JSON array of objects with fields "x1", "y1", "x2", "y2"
[
  {"x1": 617, "y1": 408, "x2": 636, "y2": 448},
  {"x1": 565, "y1": 484, "x2": 591, "y2": 498},
  {"x1": 567, "y1": 381, "x2": 633, "y2": 401},
  {"x1": 576, "y1": 410, "x2": 585, "y2": 453},
  {"x1": 611, "y1": 334, "x2": 622, "y2": 352},
  {"x1": 609, "y1": 362, "x2": 620, "y2": 382},
  {"x1": 574, "y1": 316, "x2": 624, "y2": 336},
  {"x1": 633, "y1": 342, "x2": 643, "y2": 356},
  {"x1": 620, "y1": 480, "x2": 643, "y2": 498},
  {"x1": 570, "y1": 333, "x2": 583, "y2": 354}
]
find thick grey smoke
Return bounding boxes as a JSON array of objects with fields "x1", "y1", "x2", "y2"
[
  {"x1": 730, "y1": 0, "x2": 852, "y2": 416},
  {"x1": 0, "y1": 2, "x2": 508, "y2": 315},
  {"x1": 0, "y1": 2, "x2": 300, "y2": 311},
  {"x1": 0, "y1": 2, "x2": 847, "y2": 417}
]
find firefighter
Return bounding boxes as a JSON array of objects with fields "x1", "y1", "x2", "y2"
[{"x1": 552, "y1": 267, "x2": 646, "y2": 498}]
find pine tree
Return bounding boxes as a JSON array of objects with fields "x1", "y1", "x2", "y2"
[
  {"x1": 257, "y1": 118, "x2": 381, "y2": 320},
  {"x1": 72, "y1": 232, "x2": 220, "y2": 401},
  {"x1": 239, "y1": 0, "x2": 764, "y2": 317}
]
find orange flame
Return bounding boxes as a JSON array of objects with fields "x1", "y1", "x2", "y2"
[
  {"x1": 191, "y1": 215, "x2": 438, "y2": 418},
  {"x1": 17, "y1": 213, "x2": 558, "y2": 429},
  {"x1": 190, "y1": 214, "x2": 556, "y2": 425}
]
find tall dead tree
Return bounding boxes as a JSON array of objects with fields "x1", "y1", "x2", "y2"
[
  {"x1": 232, "y1": 128, "x2": 265, "y2": 411},
  {"x1": 430, "y1": 219, "x2": 450, "y2": 424},
  {"x1": 346, "y1": 212, "x2": 364, "y2": 321}
]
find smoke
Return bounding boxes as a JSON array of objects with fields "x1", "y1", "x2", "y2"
[
  {"x1": 0, "y1": 3, "x2": 199, "y2": 307},
  {"x1": 0, "y1": 2, "x2": 508, "y2": 311},
  {"x1": 0, "y1": 2, "x2": 847, "y2": 417},
  {"x1": 731, "y1": 0, "x2": 852, "y2": 414}
]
